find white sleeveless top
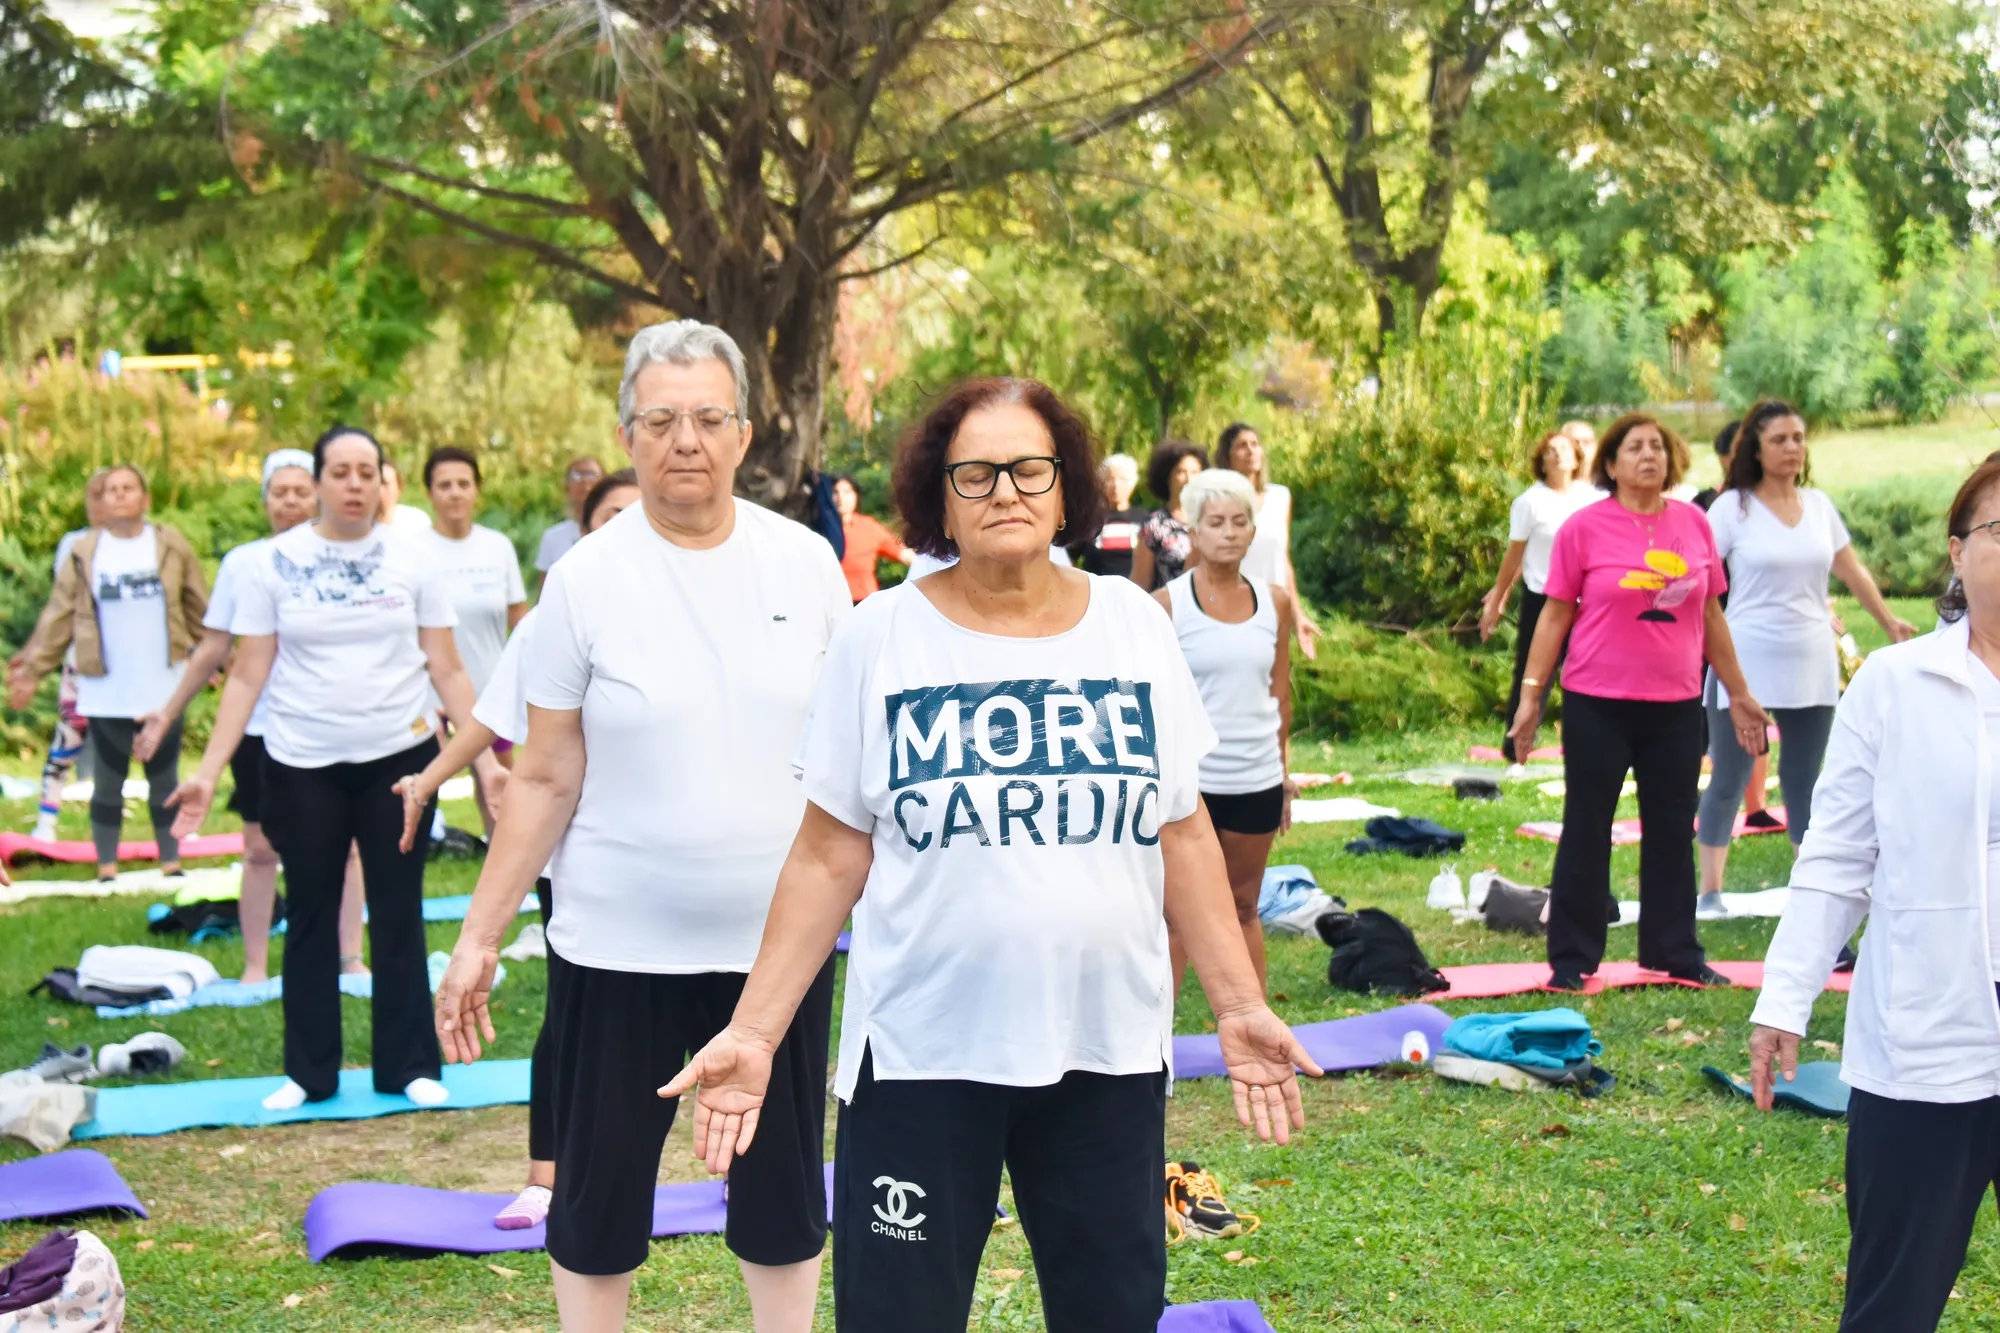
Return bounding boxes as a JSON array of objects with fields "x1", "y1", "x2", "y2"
[{"x1": 1166, "y1": 570, "x2": 1284, "y2": 795}]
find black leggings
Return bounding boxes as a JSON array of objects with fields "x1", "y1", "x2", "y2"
[
  {"x1": 1502, "y1": 589, "x2": 1565, "y2": 762},
  {"x1": 86, "y1": 715, "x2": 183, "y2": 867},
  {"x1": 529, "y1": 877, "x2": 553, "y2": 1163},
  {"x1": 264, "y1": 737, "x2": 442, "y2": 1100},
  {"x1": 1549, "y1": 691, "x2": 1706, "y2": 977}
]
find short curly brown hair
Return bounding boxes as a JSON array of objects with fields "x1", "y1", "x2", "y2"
[
  {"x1": 1590, "y1": 412, "x2": 1689, "y2": 492},
  {"x1": 891, "y1": 378, "x2": 1105, "y2": 560}
]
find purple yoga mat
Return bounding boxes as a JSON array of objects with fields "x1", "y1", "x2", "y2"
[
  {"x1": 305, "y1": 1164, "x2": 835, "y2": 1262},
  {"x1": 0, "y1": 1149, "x2": 147, "y2": 1224},
  {"x1": 1158, "y1": 1301, "x2": 1278, "y2": 1332},
  {"x1": 1173, "y1": 1002, "x2": 1453, "y2": 1079}
]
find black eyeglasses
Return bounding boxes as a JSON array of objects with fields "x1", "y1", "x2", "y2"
[{"x1": 944, "y1": 456, "x2": 1061, "y2": 500}]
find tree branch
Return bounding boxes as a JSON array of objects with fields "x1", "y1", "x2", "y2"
[{"x1": 354, "y1": 153, "x2": 596, "y2": 215}]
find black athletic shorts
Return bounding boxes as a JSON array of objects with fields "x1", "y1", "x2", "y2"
[
  {"x1": 833, "y1": 1047, "x2": 1167, "y2": 1333},
  {"x1": 1201, "y1": 784, "x2": 1285, "y2": 836},
  {"x1": 544, "y1": 944, "x2": 836, "y2": 1275},
  {"x1": 227, "y1": 733, "x2": 269, "y2": 824}
]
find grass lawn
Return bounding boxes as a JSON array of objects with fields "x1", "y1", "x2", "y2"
[{"x1": 2, "y1": 718, "x2": 1996, "y2": 1332}]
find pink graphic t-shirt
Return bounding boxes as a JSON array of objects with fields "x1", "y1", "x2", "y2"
[{"x1": 1544, "y1": 496, "x2": 1726, "y2": 702}]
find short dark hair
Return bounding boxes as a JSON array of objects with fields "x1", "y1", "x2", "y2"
[
  {"x1": 1590, "y1": 413, "x2": 1690, "y2": 492},
  {"x1": 311, "y1": 424, "x2": 384, "y2": 478},
  {"x1": 1145, "y1": 439, "x2": 1208, "y2": 509},
  {"x1": 1525, "y1": 431, "x2": 1571, "y2": 484},
  {"x1": 1217, "y1": 422, "x2": 1255, "y2": 463},
  {"x1": 1714, "y1": 419, "x2": 1740, "y2": 460},
  {"x1": 581, "y1": 467, "x2": 638, "y2": 533},
  {"x1": 891, "y1": 378, "x2": 1105, "y2": 560},
  {"x1": 423, "y1": 446, "x2": 482, "y2": 489},
  {"x1": 1938, "y1": 458, "x2": 2000, "y2": 623},
  {"x1": 1724, "y1": 399, "x2": 1808, "y2": 502}
]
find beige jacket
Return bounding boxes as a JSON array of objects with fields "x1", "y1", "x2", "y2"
[{"x1": 21, "y1": 525, "x2": 210, "y2": 679}]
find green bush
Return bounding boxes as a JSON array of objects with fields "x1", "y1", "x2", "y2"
[
  {"x1": 1287, "y1": 321, "x2": 1548, "y2": 625},
  {"x1": 1833, "y1": 479, "x2": 1954, "y2": 596},
  {"x1": 1877, "y1": 225, "x2": 1996, "y2": 424},
  {"x1": 1290, "y1": 614, "x2": 1510, "y2": 739}
]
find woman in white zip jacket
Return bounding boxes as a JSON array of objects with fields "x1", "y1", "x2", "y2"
[{"x1": 1750, "y1": 456, "x2": 2000, "y2": 1333}]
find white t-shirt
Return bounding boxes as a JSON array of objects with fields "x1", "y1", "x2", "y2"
[
  {"x1": 410, "y1": 525, "x2": 525, "y2": 692},
  {"x1": 797, "y1": 574, "x2": 1217, "y2": 1099},
  {"x1": 1972, "y1": 655, "x2": 2000, "y2": 974},
  {"x1": 230, "y1": 523, "x2": 458, "y2": 768},
  {"x1": 472, "y1": 605, "x2": 536, "y2": 745},
  {"x1": 1508, "y1": 482, "x2": 1598, "y2": 594},
  {"x1": 388, "y1": 504, "x2": 432, "y2": 534},
  {"x1": 76, "y1": 527, "x2": 185, "y2": 720},
  {"x1": 205, "y1": 539, "x2": 276, "y2": 737},
  {"x1": 525, "y1": 500, "x2": 851, "y2": 973},
  {"x1": 1705, "y1": 489, "x2": 1850, "y2": 709},
  {"x1": 1240, "y1": 483, "x2": 1293, "y2": 588},
  {"x1": 905, "y1": 546, "x2": 1072, "y2": 580},
  {"x1": 52, "y1": 527, "x2": 88, "y2": 578},
  {"x1": 534, "y1": 519, "x2": 581, "y2": 572}
]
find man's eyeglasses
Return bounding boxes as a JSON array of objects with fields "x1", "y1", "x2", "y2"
[
  {"x1": 944, "y1": 456, "x2": 1061, "y2": 500},
  {"x1": 629, "y1": 406, "x2": 742, "y2": 441}
]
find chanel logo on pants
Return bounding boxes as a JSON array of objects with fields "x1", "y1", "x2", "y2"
[{"x1": 870, "y1": 1176, "x2": 928, "y2": 1240}]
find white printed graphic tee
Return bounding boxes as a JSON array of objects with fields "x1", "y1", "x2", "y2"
[
  {"x1": 77, "y1": 527, "x2": 184, "y2": 719},
  {"x1": 798, "y1": 573, "x2": 1216, "y2": 1099},
  {"x1": 229, "y1": 522, "x2": 458, "y2": 768}
]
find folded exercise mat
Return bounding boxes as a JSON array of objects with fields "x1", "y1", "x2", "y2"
[
  {"x1": 1396, "y1": 764, "x2": 1561, "y2": 787},
  {"x1": 416, "y1": 894, "x2": 536, "y2": 923},
  {"x1": 1173, "y1": 1003, "x2": 1453, "y2": 1079},
  {"x1": 1468, "y1": 745, "x2": 1562, "y2": 762},
  {"x1": 0, "y1": 1150, "x2": 147, "y2": 1223},
  {"x1": 72, "y1": 1059, "x2": 531, "y2": 1139},
  {"x1": 304, "y1": 1166, "x2": 829, "y2": 1261},
  {"x1": 1158, "y1": 1302, "x2": 1279, "y2": 1333},
  {"x1": 1432, "y1": 959, "x2": 1852, "y2": 1000},
  {"x1": 1289, "y1": 797, "x2": 1401, "y2": 824},
  {"x1": 1517, "y1": 808, "x2": 1788, "y2": 845},
  {"x1": 1611, "y1": 887, "x2": 1797, "y2": 926},
  {"x1": 1, "y1": 863, "x2": 240, "y2": 908},
  {"x1": 0, "y1": 831, "x2": 244, "y2": 867},
  {"x1": 1703, "y1": 1061, "x2": 1850, "y2": 1117}
]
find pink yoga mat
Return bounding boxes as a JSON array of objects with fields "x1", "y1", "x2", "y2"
[
  {"x1": 0, "y1": 830, "x2": 244, "y2": 866},
  {"x1": 1517, "y1": 808, "x2": 1786, "y2": 845},
  {"x1": 1433, "y1": 958, "x2": 1852, "y2": 1000}
]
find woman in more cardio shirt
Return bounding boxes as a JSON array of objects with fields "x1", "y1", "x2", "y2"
[
  {"x1": 664, "y1": 376, "x2": 1316, "y2": 1333},
  {"x1": 170, "y1": 425, "x2": 480, "y2": 1112}
]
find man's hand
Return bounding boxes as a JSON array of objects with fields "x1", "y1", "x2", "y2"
[
  {"x1": 1215, "y1": 1006, "x2": 1322, "y2": 1145},
  {"x1": 1748, "y1": 1024, "x2": 1801, "y2": 1111}
]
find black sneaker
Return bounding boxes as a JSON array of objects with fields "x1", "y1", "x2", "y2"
[
  {"x1": 1833, "y1": 944, "x2": 1858, "y2": 973},
  {"x1": 1743, "y1": 809, "x2": 1784, "y2": 831},
  {"x1": 1670, "y1": 964, "x2": 1734, "y2": 988},
  {"x1": 1547, "y1": 967, "x2": 1589, "y2": 993}
]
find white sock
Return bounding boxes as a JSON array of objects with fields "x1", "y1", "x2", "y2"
[
  {"x1": 404, "y1": 1076, "x2": 450, "y2": 1107},
  {"x1": 262, "y1": 1078, "x2": 308, "y2": 1111}
]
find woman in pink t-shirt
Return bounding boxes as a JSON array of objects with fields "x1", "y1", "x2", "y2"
[{"x1": 1508, "y1": 414, "x2": 1772, "y2": 992}]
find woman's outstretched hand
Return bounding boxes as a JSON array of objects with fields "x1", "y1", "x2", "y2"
[
  {"x1": 661, "y1": 1027, "x2": 778, "y2": 1174},
  {"x1": 1215, "y1": 1006, "x2": 1322, "y2": 1144}
]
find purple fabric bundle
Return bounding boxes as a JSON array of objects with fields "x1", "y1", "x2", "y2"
[
  {"x1": 0, "y1": 1230, "x2": 77, "y2": 1314},
  {"x1": 1158, "y1": 1301, "x2": 1279, "y2": 1331}
]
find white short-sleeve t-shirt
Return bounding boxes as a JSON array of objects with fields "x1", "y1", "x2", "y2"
[
  {"x1": 1240, "y1": 483, "x2": 1292, "y2": 588},
  {"x1": 797, "y1": 574, "x2": 1217, "y2": 1099},
  {"x1": 76, "y1": 527, "x2": 185, "y2": 720},
  {"x1": 230, "y1": 523, "x2": 458, "y2": 768},
  {"x1": 1705, "y1": 489, "x2": 1850, "y2": 709},
  {"x1": 534, "y1": 519, "x2": 580, "y2": 572},
  {"x1": 410, "y1": 524, "x2": 525, "y2": 692},
  {"x1": 205, "y1": 538, "x2": 276, "y2": 737},
  {"x1": 525, "y1": 499, "x2": 851, "y2": 973},
  {"x1": 472, "y1": 605, "x2": 536, "y2": 745},
  {"x1": 1508, "y1": 482, "x2": 1598, "y2": 594}
]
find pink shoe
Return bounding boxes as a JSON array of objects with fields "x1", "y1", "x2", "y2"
[{"x1": 494, "y1": 1184, "x2": 552, "y2": 1231}]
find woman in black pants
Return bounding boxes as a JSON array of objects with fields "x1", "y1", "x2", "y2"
[
  {"x1": 170, "y1": 425, "x2": 480, "y2": 1111},
  {"x1": 1508, "y1": 413, "x2": 1771, "y2": 992},
  {"x1": 1480, "y1": 430, "x2": 1595, "y2": 763}
]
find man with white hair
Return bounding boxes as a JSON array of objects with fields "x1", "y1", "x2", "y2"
[
  {"x1": 1069, "y1": 451, "x2": 1147, "y2": 580},
  {"x1": 434, "y1": 320, "x2": 851, "y2": 1332}
]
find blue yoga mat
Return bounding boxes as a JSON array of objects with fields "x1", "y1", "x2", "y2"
[
  {"x1": 73, "y1": 1059, "x2": 531, "y2": 1139},
  {"x1": 1702, "y1": 1061, "x2": 1850, "y2": 1118}
]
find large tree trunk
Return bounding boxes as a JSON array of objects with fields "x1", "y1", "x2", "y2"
[{"x1": 720, "y1": 275, "x2": 838, "y2": 518}]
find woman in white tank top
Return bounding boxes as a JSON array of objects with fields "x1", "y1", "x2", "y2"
[{"x1": 1153, "y1": 468, "x2": 1298, "y2": 994}]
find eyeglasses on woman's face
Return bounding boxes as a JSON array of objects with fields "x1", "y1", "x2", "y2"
[
  {"x1": 944, "y1": 455, "x2": 1060, "y2": 500},
  {"x1": 629, "y1": 406, "x2": 742, "y2": 441},
  {"x1": 1965, "y1": 517, "x2": 2000, "y2": 544}
]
